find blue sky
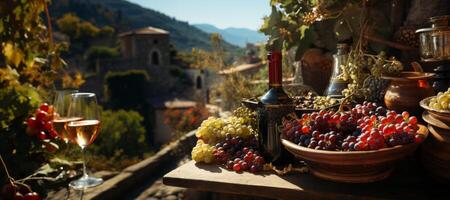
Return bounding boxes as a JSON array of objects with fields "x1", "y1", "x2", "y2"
[{"x1": 128, "y1": 0, "x2": 271, "y2": 30}]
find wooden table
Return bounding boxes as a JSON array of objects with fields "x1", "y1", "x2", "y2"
[{"x1": 163, "y1": 160, "x2": 449, "y2": 200}]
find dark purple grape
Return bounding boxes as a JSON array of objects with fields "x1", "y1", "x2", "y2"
[
  {"x1": 318, "y1": 140, "x2": 326, "y2": 147},
  {"x1": 304, "y1": 138, "x2": 311, "y2": 146},
  {"x1": 349, "y1": 142, "x2": 355, "y2": 151}
]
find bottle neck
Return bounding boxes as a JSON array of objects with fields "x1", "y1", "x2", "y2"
[{"x1": 268, "y1": 51, "x2": 283, "y2": 88}]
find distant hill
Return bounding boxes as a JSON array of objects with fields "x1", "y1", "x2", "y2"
[
  {"x1": 194, "y1": 24, "x2": 267, "y2": 47},
  {"x1": 49, "y1": 0, "x2": 239, "y2": 52}
]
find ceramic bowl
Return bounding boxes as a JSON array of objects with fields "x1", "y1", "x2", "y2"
[
  {"x1": 420, "y1": 96, "x2": 450, "y2": 123},
  {"x1": 281, "y1": 125, "x2": 429, "y2": 183}
]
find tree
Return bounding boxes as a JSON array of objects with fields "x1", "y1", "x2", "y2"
[
  {"x1": 56, "y1": 13, "x2": 81, "y2": 39},
  {"x1": 189, "y1": 33, "x2": 227, "y2": 70},
  {"x1": 78, "y1": 21, "x2": 100, "y2": 39},
  {"x1": 85, "y1": 46, "x2": 119, "y2": 70}
]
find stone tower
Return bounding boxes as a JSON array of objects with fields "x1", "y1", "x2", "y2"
[{"x1": 119, "y1": 27, "x2": 170, "y2": 66}]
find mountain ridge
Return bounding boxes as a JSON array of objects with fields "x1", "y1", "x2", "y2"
[
  {"x1": 194, "y1": 24, "x2": 267, "y2": 47},
  {"x1": 49, "y1": 0, "x2": 239, "y2": 52}
]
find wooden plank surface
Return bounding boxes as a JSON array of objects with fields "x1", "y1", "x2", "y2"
[{"x1": 163, "y1": 160, "x2": 449, "y2": 200}]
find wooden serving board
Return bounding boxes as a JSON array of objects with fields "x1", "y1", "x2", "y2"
[{"x1": 163, "y1": 160, "x2": 449, "y2": 200}]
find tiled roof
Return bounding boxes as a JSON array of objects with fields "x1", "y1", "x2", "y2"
[
  {"x1": 147, "y1": 96, "x2": 196, "y2": 109},
  {"x1": 218, "y1": 62, "x2": 263, "y2": 75},
  {"x1": 119, "y1": 26, "x2": 169, "y2": 37}
]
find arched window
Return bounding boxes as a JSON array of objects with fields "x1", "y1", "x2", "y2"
[
  {"x1": 151, "y1": 51, "x2": 160, "y2": 65},
  {"x1": 196, "y1": 76, "x2": 202, "y2": 89}
]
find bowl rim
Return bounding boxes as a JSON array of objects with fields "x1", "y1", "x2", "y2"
[
  {"x1": 281, "y1": 124, "x2": 428, "y2": 155},
  {"x1": 420, "y1": 96, "x2": 450, "y2": 115},
  {"x1": 381, "y1": 71, "x2": 435, "y2": 80}
]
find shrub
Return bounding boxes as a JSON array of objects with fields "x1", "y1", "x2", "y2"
[
  {"x1": 164, "y1": 106, "x2": 210, "y2": 133},
  {"x1": 104, "y1": 70, "x2": 149, "y2": 109},
  {"x1": 90, "y1": 109, "x2": 148, "y2": 158}
]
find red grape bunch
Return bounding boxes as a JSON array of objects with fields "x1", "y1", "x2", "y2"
[
  {"x1": 26, "y1": 103, "x2": 59, "y2": 152},
  {"x1": 1, "y1": 183, "x2": 40, "y2": 200},
  {"x1": 214, "y1": 134, "x2": 265, "y2": 173},
  {"x1": 282, "y1": 102, "x2": 425, "y2": 151}
]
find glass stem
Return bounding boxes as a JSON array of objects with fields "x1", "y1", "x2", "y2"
[{"x1": 81, "y1": 147, "x2": 88, "y2": 179}]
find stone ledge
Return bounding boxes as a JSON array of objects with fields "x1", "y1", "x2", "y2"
[{"x1": 82, "y1": 131, "x2": 197, "y2": 200}]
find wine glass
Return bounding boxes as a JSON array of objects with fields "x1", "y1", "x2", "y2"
[
  {"x1": 66, "y1": 92, "x2": 103, "y2": 189},
  {"x1": 52, "y1": 89, "x2": 80, "y2": 143}
]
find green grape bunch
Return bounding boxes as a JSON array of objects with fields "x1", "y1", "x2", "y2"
[
  {"x1": 232, "y1": 107, "x2": 257, "y2": 126},
  {"x1": 192, "y1": 107, "x2": 259, "y2": 164},
  {"x1": 429, "y1": 89, "x2": 450, "y2": 111},
  {"x1": 338, "y1": 50, "x2": 403, "y2": 102}
]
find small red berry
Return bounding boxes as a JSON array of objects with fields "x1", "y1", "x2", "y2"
[
  {"x1": 415, "y1": 134, "x2": 424, "y2": 143},
  {"x1": 395, "y1": 114, "x2": 403, "y2": 123},
  {"x1": 408, "y1": 116, "x2": 418, "y2": 125},
  {"x1": 27, "y1": 117, "x2": 38, "y2": 129},
  {"x1": 233, "y1": 163, "x2": 242, "y2": 172},
  {"x1": 39, "y1": 103, "x2": 49, "y2": 112},
  {"x1": 301, "y1": 126, "x2": 311, "y2": 134},
  {"x1": 43, "y1": 121, "x2": 53, "y2": 131},
  {"x1": 241, "y1": 161, "x2": 249, "y2": 170},
  {"x1": 49, "y1": 130, "x2": 58, "y2": 139},
  {"x1": 23, "y1": 192, "x2": 40, "y2": 200},
  {"x1": 226, "y1": 161, "x2": 234, "y2": 170},
  {"x1": 250, "y1": 165, "x2": 258, "y2": 173},
  {"x1": 35, "y1": 110, "x2": 47, "y2": 122},
  {"x1": 14, "y1": 192, "x2": 24, "y2": 200},
  {"x1": 402, "y1": 111, "x2": 410, "y2": 120},
  {"x1": 38, "y1": 131, "x2": 47, "y2": 140},
  {"x1": 254, "y1": 156, "x2": 265, "y2": 165}
]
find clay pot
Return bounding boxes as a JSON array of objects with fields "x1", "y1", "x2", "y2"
[
  {"x1": 421, "y1": 111, "x2": 450, "y2": 183},
  {"x1": 281, "y1": 125, "x2": 428, "y2": 183},
  {"x1": 383, "y1": 72, "x2": 435, "y2": 115},
  {"x1": 300, "y1": 49, "x2": 332, "y2": 95}
]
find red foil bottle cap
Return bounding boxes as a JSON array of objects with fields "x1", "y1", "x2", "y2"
[{"x1": 268, "y1": 51, "x2": 282, "y2": 87}]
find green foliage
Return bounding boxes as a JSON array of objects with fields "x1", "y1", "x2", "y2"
[
  {"x1": 56, "y1": 13, "x2": 102, "y2": 40},
  {"x1": 56, "y1": 12, "x2": 116, "y2": 54},
  {"x1": 0, "y1": 85, "x2": 42, "y2": 183},
  {"x1": 56, "y1": 13, "x2": 81, "y2": 39},
  {"x1": 85, "y1": 46, "x2": 119, "y2": 70},
  {"x1": 168, "y1": 66, "x2": 193, "y2": 86},
  {"x1": 0, "y1": 86, "x2": 41, "y2": 130},
  {"x1": 213, "y1": 74, "x2": 266, "y2": 111},
  {"x1": 90, "y1": 109, "x2": 148, "y2": 158},
  {"x1": 261, "y1": 0, "x2": 393, "y2": 58},
  {"x1": 0, "y1": 0, "x2": 69, "y2": 88},
  {"x1": 99, "y1": 25, "x2": 115, "y2": 37},
  {"x1": 78, "y1": 21, "x2": 101, "y2": 39},
  {"x1": 104, "y1": 70, "x2": 150, "y2": 109}
]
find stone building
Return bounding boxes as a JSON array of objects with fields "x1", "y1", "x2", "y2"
[
  {"x1": 119, "y1": 27, "x2": 170, "y2": 66},
  {"x1": 83, "y1": 26, "x2": 213, "y2": 146}
]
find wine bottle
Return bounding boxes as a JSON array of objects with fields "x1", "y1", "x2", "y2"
[
  {"x1": 260, "y1": 51, "x2": 292, "y2": 104},
  {"x1": 257, "y1": 51, "x2": 293, "y2": 162}
]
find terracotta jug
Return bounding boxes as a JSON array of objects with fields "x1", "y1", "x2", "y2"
[{"x1": 382, "y1": 72, "x2": 435, "y2": 114}]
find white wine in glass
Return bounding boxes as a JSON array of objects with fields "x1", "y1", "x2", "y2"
[
  {"x1": 66, "y1": 120, "x2": 100, "y2": 147},
  {"x1": 53, "y1": 117, "x2": 83, "y2": 143},
  {"x1": 66, "y1": 92, "x2": 103, "y2": 189},
  {"x1": 52, "y1": 90, "x2": 80, "y2": 143}
]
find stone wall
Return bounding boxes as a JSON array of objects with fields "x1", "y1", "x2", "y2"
[{"x1": 82, "y1": 131, "x2": 197, "y2": 199}]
